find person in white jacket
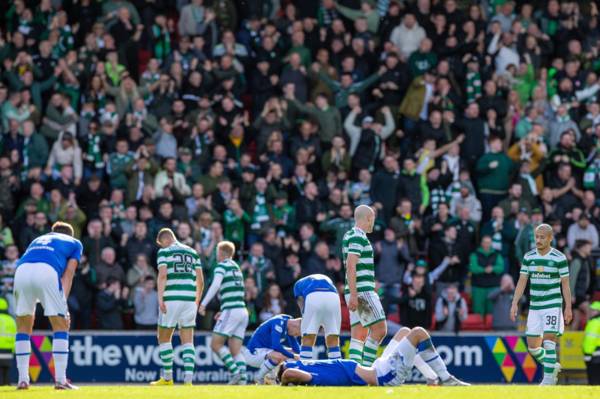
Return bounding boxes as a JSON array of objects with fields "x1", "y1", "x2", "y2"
[
  {"x1": 154, "y1": 157, "x2": 192, "y2": 198},
  {"x1": 45, "y1": 131, "x2": 83, "y2": 184},
  {"x1": 390, "y1": 13, "x2": 426, "y2": 60}
]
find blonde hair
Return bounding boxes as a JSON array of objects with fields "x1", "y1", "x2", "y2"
[
  {"x1": 156, "y1": 228, "x2": 176, "y2": 245},
  {"x1": 217, "y1": 241, "x2": 236, "y2": 258},
  {"x1": 52, "y1": 221, "x2": 74, "y2": 236}
]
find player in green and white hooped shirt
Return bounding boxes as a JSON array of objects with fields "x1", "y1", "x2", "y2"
[
  {"x1": 511, "y1": 224, "x2": 572, "y2": 386},
  {"x1": 343, "y1": 205, "x2": 387, "y2": 367},
  {"x1": 151, "y1": 228, "x2": 204, "y2": 386},
  {"x1": 199, "y1": 241, "x2": 249, "y2": 385}
]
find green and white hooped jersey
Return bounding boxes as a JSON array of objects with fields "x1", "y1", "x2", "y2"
[
  {"x1": 157, "y1": 242, "x2": 202, "y2": 302},
  {"x1": 214, "y1": 258, "x2": 246, "y2": 311},
  {"x1": 341, "y1": 226, "x2": 375, "y2": 294},
  {"x1": 520, "y1": 247, "x2": 569, "y2": 310}
]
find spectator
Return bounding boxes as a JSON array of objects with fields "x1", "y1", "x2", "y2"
[
  {"x1": 570, "y1": 240, "x2": 595, "y2": 329},
  {"x1": 375, "y1": 228, "x2": 409, "y2": 314},
  {"x1": 567, "y1": 213, "x2": 599, "y2": 250},
  {"x1": 96, "y1": 277, "x2": 128, "y2": 330},
  {"x1": 469, "y1": 236, "x2": 504, "y2": 316},
  {"x1": 258, "y1": 283, "x2": 285, "y2": 323},
  {"x1": 133, "y1": 276, "x2": 158, "y2": 329},
  {"x1": 435, "y1": 284, "x2": 468, "y2": 333},
  {"x1": 126, "y1": 254, "x2": 157, "y2": 289},
  {"x1": 488, "y1": 274, "x2": 520, "y2": 331},
  {"x1": 399, "y1": 272, "x2": 431, "y2": 329},
  {"x1": 68, "y1": 255, "x2": 97, "y2": 329},
  {"x1": 390, "y1": 13, "x2": 426, "y2": 60},
  {"x1": 96, "y1": 247, "x2": 125, "y2": 287}
]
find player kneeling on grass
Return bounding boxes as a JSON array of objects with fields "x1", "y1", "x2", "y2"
[
  {"x1": 294, "y1": 274, "x2": 341, "y2": 360},
  {"x1": 242, "y1": 314, "x2": 301, "y2": 384},
  {"x1": 199, "y1": 241, "x2": 249, "y2": 385},
  {"x1": 151, "y1": 228, "x2": 204, "y2": 386},
  {"x1": 278, "y1": 326, "x2": 469, "y2": 387}
]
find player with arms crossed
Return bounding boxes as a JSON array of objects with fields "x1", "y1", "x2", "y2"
[
  {"x1": 342, "y1": 205, "x2": 386, "y2": 366},
  {"x1": 278, "y1": 326, "x2": 468, "y2": 386},
  {"x1": 243, "y1": 314, "x2": 301, "y2": 384},
  {"x1": 151, "y1": 228, "x2": 204, "y2": 386},
  {"x1": 14, "y1": 222, "x2": 83, "y2": 390},
  {"x1": 511, "y1": 223, "x2": 572, "y2": 385},
  {"x1": 199, "y1": 241, "x2": 249, "y2": 384},
  {"x1": 294, "y1": 274, "x2": 341, "y2": 360}
]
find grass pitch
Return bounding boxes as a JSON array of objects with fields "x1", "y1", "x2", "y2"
[{"x1": 0, "y1": 385, "x2": 599, "y2": 399}]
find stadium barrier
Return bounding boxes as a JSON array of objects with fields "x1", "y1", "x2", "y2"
[{"x1": 15, "y1": 331, "x2": 581, "y2": 384}]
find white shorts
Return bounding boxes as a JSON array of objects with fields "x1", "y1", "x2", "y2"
[
  {"x1": 373, "y1": 338, "x2": 416, "y2": 386},
  {"x1": 158, "y1": 301, "x2": 197, "y2": 329},
  {"x1": 14, "y1": 263, "x2": 67, "y2": 317},
  {"x1": 345, "y1": 291, "x2": 386, "y2": 328},
  {"x1": 214, "y1": 307, "x2": 248, "y2": 340},
  {"x1": 302, "y1": 292, "x2": 341, "y2": 336},
  {"x1": 526, "y1": 307, "x2": 564, "y2": 337},
  {"x1": 242, "y1": 347, "x2": 273, "y2": 368}
]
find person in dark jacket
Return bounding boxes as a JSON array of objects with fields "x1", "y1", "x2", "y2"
[
  {"x1": 96, "y1": 278, "x2": 129, "y2": 330},
  {"x1": 455, "y1": 102, "x2": 485, "y2": 173},
  {"x1": 570, "y1": 239, "x2": 595, "y2": 330},
  {"x1": 371, "y1": 156, "x2": 401, "y2": 223},
  {"x1": 375, "y1": 228, "x2": 410, "y2": 314},
  {"x1": 398, "y1": 158, "x2": 428, "y2": 215},
  {"x1": 399, "y1": 273, "x2": 432, "y2": 328},
  {"x1": 68, "y1": 256, "x2": 97, "y2": 329},
  {"x1": 428, "y1": 225, "x2": 464, "y2": 294},
  {"x1": 295, "y1": 182, "x2": 324, "y2": 225},
  {"x1": 469, "y1": 236, "x2": 505, "y2": 316}
]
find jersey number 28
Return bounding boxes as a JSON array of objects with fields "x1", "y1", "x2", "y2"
[{"x1": 173, "y1": 254, "x2": 194, "y2": 273}]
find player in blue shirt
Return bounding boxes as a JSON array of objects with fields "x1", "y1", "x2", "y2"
[
  {"x1": 293, "y1": 274, "x2": 341, "y2": 360},
  {"x1": 13, "y1": 222, "x2": 83, "y2": 390},
  {"x1": 279, "y1": 326, "x2": 469, "y2": 387},
  {"x1": 242, "y1": 314, "x2": 301, "y2": 384}
]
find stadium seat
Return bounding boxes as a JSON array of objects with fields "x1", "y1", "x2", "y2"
[{"x1": 461, "y1": 313, "x2": 486, "y2": 331}]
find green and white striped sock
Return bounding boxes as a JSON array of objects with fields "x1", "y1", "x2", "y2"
[
  {"x1": 528, "y1": 346, "x2": 545, "y2": 364},
  {"x1": 362, "y1": 337, "x2": 379, "y2": 366},
  {"x1": 218, "y1": 347, "x2": 239, "y2": 374},
  {"x1": 543, "y1": 340, "x2": 557, "y2": 377},
  {"x1": 181, "y1": 343, "x2": 195, "y2": 381},
  {"x1": 235, "y1": 353, "x2": 247, "y2": 382},
  {"x1": 159, "y1": 343, "x2": 174, "y2": 380},
  {"x1": 349, "y1": 339, "x2": 364, "y2": 363}
]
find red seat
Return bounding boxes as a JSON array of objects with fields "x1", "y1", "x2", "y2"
[{"x1": 461, "y1": 313, "x2": 486, "y2": 331}]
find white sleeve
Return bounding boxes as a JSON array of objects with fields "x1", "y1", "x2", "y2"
[
  {"x1": 200, "y1": 273, "x2": 223, "y2": 307},
  {"x1": 344, "y1": 112, "x2": 362, "y2": 156}
]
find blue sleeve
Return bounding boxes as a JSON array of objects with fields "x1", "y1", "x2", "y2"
[
  {"x1": 293, "y1": 281, "x2": 301, "y2": 298},
  {"x1": 70, "y1": 240, "x2": 83, "y2": 263},
  {"x1": 271, "y1": 323, "x2": 295, "y2": 358},
  {"x1": 287, "y1": 336, "x2": 301, "y2": 355}
]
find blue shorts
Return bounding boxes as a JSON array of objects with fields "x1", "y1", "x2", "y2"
[{"x1": 284, "y1": 359, "x2": 367, "y2": 386}]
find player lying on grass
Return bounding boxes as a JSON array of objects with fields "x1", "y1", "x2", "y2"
[
  {"x1": 278, "y1": 326, "x2": 469, "y2": 387},
  {"x1": 242, "y1": 314, "x2": 302, "y2": 384}
]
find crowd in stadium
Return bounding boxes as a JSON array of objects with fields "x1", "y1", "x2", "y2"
[{"x1": 0, "y1": 0, "x2": 599, "y2": 333}]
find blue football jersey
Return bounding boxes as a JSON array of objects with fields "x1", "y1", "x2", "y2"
[
  {"x1": 293, "y1": 274, "x2": 337, "y2": 298},
  {"x1": 283, "y1": 359, "x2": 367, "y2": 386},
  {"x1": 246, "y1": 314, "x2": 300, "y2": 357},
  {"x1": 17, "y1": 232, "x2": 83, "y2": 277}
]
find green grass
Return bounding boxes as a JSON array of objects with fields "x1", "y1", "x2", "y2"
[{"x1": 1, "y1": 385, "x2": 599, "y2": 399}]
